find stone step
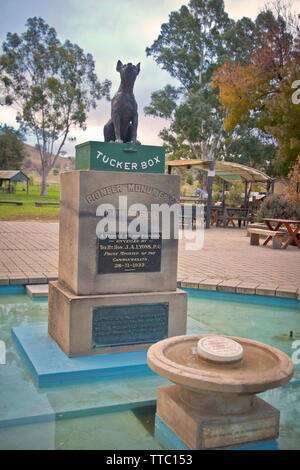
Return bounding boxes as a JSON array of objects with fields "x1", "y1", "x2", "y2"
[{"x1": 26, "y1": 284, "x2": 49, "y2": 298}]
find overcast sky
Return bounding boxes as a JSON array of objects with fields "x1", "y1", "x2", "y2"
[{"x1": 0, "y1": 0, "x2": 299, "y2": 155}]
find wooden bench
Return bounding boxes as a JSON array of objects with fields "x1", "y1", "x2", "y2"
[
  {"x1": 247, "y1": 223, "x2": 287, "y2": 237},
  {"x1": 35, "y1": 202, "x2": 60, "y2": 206},
  {"x1": 0, "y1": 200, "x2": 23, "y2": 206},
  {"x1": 248, "y1": 228, "x2": 287, "y2": 249},
  {"x1": 246, "y1": 223, "x2": 267, "y2": 236}
]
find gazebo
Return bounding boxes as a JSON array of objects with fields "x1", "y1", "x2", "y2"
[
  {"x1": 166, "y1": 160, "x2": 274, "y2": 228},
  {"x1": 0, "y1": 170, "x2": 29, "y2": 194}
]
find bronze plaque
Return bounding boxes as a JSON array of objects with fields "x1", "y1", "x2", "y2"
[
  {"x1": 98, "y1": 233, "x2": 162, "y2": 274},
  {"x1": 92, "y1": 302, "x2": 169, "y2": 348}
]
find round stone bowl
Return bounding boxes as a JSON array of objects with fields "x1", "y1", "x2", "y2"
[{"x1": 147, "y1": 334, "x2": 294, "y2": 415}]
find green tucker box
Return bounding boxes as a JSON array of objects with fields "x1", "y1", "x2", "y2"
[{"x1": 75, "y1": 141, "x2": 165, "y2": 174}]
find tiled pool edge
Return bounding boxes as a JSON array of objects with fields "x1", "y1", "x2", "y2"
[
  {"x1": 177, "y1": 279, "x2": 300, "y2": 300},
  {"x1": 1, "y1": 277, "x2": 300, "y2": 300},
  {"x1": 0, "y1": 274, "x2": 57, "y2": 286}
]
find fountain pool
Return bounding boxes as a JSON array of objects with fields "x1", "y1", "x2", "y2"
[{"x1": 0, "y1": 286, "x2": 299, "y2": 450}]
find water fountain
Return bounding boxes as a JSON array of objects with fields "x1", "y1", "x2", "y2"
[{"x1": 147, "y1": 334, "x2": 294, "y2": 450}]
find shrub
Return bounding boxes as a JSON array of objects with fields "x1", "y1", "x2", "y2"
[
  {"x1": 212, "y1": 190, "x2": 223, "y2": 204},
  {"x1": 226, "y1": 184, "x2": 244, "y2": 207},
  {"x1": 185, "y1": 173, "x2": 193, "y2": 185},
  {"x1": 257, "y1": 194, "x2": 300, "y2": 221}
]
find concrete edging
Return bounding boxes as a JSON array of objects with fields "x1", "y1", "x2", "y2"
[
  {"x1": 1, "y1": 276, "x2": 300, "y2": 300},
  {"x1": 0, "y1": 274, "x2": 57, "y2": 286},
  {"x1": 177, "y1": 278, "x2": 300, "y2": 300}
]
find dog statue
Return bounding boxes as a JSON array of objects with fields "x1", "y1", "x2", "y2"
[{"x1": 103, "y1": 60, "x2": 141, "y2": 144}]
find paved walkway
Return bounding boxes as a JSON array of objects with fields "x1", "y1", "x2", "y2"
[
  {"x1": 0, "y1": 221, "x2": 299, "y2": 298},
  {"x1": 0, "y1": 222, "x2": 58, "y2": 284}
]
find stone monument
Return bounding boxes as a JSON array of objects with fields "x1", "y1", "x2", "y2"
[
  {"x1": 48, "y1": 61, "x2": 187, "y2": 358},
  {"x1": 147, "y1": 334, "x2": 294, "y2": 450}
]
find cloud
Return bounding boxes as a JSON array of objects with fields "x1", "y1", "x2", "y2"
[
  {"x1": 224, "y1": 0, "x2": 300, "y2": 19},
  {"x1": 0, "y1": 107, "x2": 19, "y2": 128},
  {"x1": 1, "y1": 0, "x2": 299, "y2": 158}
]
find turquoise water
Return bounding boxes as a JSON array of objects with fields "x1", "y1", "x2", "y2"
[
  {"x1": 185, "y1": 288, "x2": 300, "y2": 450},
  {"x1": 0, "y1": 289, "x2": 299, "y2": 450}
]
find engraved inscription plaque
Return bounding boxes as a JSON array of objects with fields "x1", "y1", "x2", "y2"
[
  {"x1": 98, "y1": 233, "x2": 162, "y2": 274},
  {"x1": 202, "y1": 417, "x2": 277, "y2": 449},
  {"x1": 92, "y1": 303, "x2": 169, "y2": 348}
]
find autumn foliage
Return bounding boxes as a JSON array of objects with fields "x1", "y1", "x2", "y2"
[
  {"x1": 284, "y1": 155, "x2": 300, "y2": 205},
  {"x1": 212, "y1": 9, "x2": 300, "y2": 176}
]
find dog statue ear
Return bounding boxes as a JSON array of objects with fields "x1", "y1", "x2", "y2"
[
  {"x1": 136, "y1": 62, "x2": 141, "y2": 75},
  {"x1": 116, "y1": 60, "x2": 123, "y2": 72}
]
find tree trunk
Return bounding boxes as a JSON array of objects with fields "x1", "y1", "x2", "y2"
[
  {"x1": 196, "y1": 171, "x2": 208, "y2": 192},
  {"x1": 40, "y1": 167, "x2": 49, "y2": 196}
]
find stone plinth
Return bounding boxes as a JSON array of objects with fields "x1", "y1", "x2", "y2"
[
  {"x1": 156, "y1": 385, "x2": 280, "y2": 450},
  {"x1": 58, "y1": 170, "x2": 180, "y2": 296},
  {"x1": 48, "y1": 281, "x2": 187, "y2": 357}
]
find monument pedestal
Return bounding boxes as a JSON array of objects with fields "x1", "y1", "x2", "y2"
[
  {"x1": 46, "y1": 154, "x2": 188, "y2": 359},
  {"x1": 58, "y1": 170, "x2": 180, "y2": 295},
  {"x1": 48, "y1": 281, "x2": 187, "y2": 357}
]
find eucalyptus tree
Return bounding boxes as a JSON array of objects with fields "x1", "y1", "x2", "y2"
[
  {"x1": 0, "y1": 124, "x2": 25, "y2": 170},
  {"x1": 0, "y1": 17, "x2": 111, "y2": 195},
  {"x1": 144, "y1": 0, "x2": 233, "y2": 163},
  {"x1": 145, "y1": 0, "x2": 279, "y2": 173}
]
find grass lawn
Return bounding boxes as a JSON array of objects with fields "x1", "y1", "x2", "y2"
[{"x1": 0, "y1": 184, "x2": 60, "y2": 220}]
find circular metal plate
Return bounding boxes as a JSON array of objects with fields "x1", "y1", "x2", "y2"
[{"x1": 197, "y1": 336, "x2": 244, "y2": 363}]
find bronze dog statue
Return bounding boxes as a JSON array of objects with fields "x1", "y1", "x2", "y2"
[{"x1": 104, "y1": 60, "x2": 141, "y2": 144}]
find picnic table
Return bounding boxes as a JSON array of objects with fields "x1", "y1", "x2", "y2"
[
  {"x1": 209, "y1": 206, "x2": 224, "y2": 226},
  {"x1": 216, "y1": 207, "x2": 250, "y2": 228},
  {"x1": 180, "y1": 196, "x2": 202, "y2": 204},
  {"x1": 203, "y1": 205, "x2": 224, "y2": 226},
  {"x1": 263, "y1": 218, "x2": 300, "y2": 249},
  {"x1": 35, "y1": 201, "x2": 60, "y2": 206},
  {"x1": 180, "y1": 203, "x2": 201, "y2": 229},
  {"x1": 0, "y1": 200, "x2": 23, "y2": 206}
]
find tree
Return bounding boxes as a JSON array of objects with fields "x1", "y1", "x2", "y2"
[
  {"x1": 0, "y1": 124, "x2": 25, "y2": 170},
  {"x1": 284, "y1": 155, "x2": 300, "y2": 205},
  {"x1": 144, "y1": 0, "x2": 234, "y2": 162},
  {"x1": 144, "y1": 0, "x2": 276, "y2": 170},
  {"x1": 146, "y1": 0, "x2": 234, "y2": 89},
  {"x1": 0, "y1": 17, "x2": 111, "y2": 195},
  {"x1": 261, "y1": 36, "x2": 300, "y2": 174},
  {"x1": 212, "y1": 1, "x2": 300, "y2": 176},
  {"x1": 224, "y1": 119, "x2": 277, "y2": 175}
]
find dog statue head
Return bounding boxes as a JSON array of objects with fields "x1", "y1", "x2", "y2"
[{"x1": 116, "y1": 60, "x2": 140, "y2": 88}]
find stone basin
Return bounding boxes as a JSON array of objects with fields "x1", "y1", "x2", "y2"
[
  {"x1": 147, "y1": 334, "x2": 294, "y2": 449},
  {"x1": 147, "y1": 334, "x2": 294, "y2": 395}
]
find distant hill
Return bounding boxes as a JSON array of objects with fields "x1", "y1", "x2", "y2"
[{"x1": 22, "y1": 144, "x2": 75, "y2": 175}]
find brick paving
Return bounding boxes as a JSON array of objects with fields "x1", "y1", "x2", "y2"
[
  {"x1": 0, "y1": 222, "x2": 58, "y2": 284},
  {"x1": 0, "y1": 221, "x2": 299, "y2": 298}
]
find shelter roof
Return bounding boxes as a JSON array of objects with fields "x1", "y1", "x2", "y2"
[
  {"x1": 0, "y1": 170, "x2": 28, "y2": 181},
  {"x1": 166, "y1": 160, "x2": 272, "y2": 183}
]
